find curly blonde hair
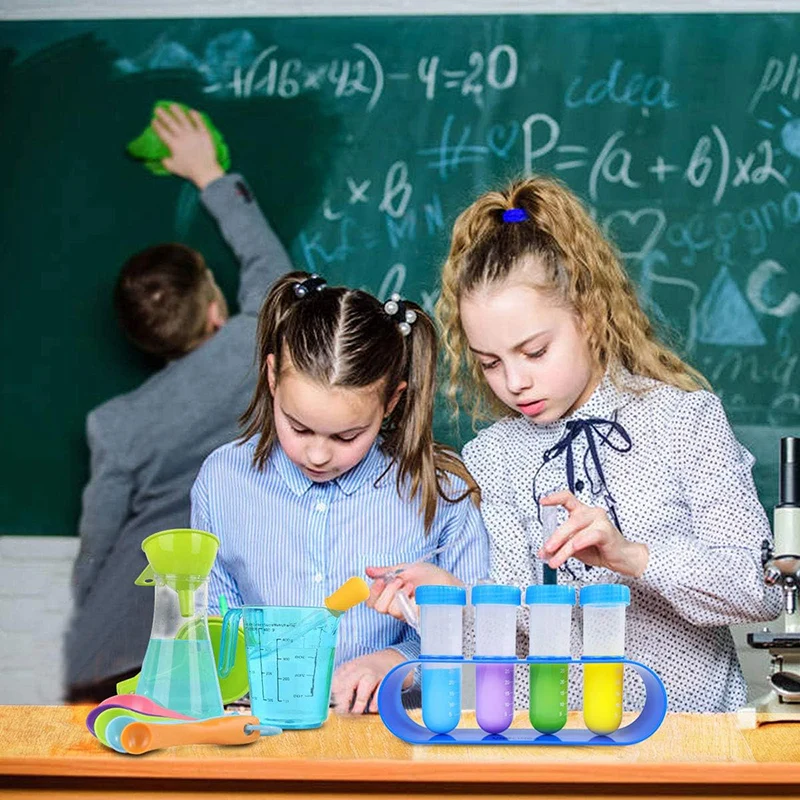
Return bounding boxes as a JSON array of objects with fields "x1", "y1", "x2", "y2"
[{"x1": 436, "y1": 175, "x2": 709, "y2": 422}]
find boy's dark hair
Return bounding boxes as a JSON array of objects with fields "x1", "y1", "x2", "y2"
[{"x1": 114, "y1": 243, "x2": 216, "y2": 359}]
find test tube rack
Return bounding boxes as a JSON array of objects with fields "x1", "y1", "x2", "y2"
[{"x1": 377, "y1": 658, "x2": 667, "y2": 745}]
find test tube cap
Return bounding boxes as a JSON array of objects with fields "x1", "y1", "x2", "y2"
[
  {"x1": 579, "y1": 584, "x2": 630, "y2": 606},
  {"x1": 415, "y1": 585, "x2": 466, "y2": 606},
  {"x1": 471, "y1": 584, "x2": 521, "y2": 605},
  {"x1": 525, "y1": 584, "x2": 576, "y2": 605}
]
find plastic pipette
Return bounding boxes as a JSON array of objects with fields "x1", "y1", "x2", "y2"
[
  {"x1": 374, "y1": 542, "x2": 454, "y2": 581},
  {"x1": 373, "y1": 542, "x2": 455, "y2": 632},
  {"x1": 247, "y1": 577, "x2": 370, "y2": 660}
]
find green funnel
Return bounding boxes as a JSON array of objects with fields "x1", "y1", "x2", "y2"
[{"x1": 135, "y1": 528, "x2": 220, "y2": 617}]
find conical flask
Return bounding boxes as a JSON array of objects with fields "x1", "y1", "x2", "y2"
[{"x1": 134, "y1": 528, "x2": 224, "y2": 719}]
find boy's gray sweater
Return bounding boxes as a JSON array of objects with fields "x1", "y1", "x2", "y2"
[{"x1": 65, "y1": 174, "x2": 292, "y2": 691}]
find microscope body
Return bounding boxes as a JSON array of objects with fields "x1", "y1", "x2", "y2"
[{"x1": 744, "y1": 437, "x2": 800, "y2": 723}]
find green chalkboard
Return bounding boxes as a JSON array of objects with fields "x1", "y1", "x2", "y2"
[{"x1": 1, "y1": 15, "x2": 797, "y2": 535}]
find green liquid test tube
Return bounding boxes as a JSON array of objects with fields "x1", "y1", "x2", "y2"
[
  {"x1": 529, "y1": 661, "x2": 568, "y2": 733},
  {"x1": 525, "y1": 583, "x2": 575, "y2": 735}
]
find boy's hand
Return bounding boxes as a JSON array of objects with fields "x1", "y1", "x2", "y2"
[
  {"x1": 538, "y1": 491, "x2": 649, "y2": 578},
  {"x1": 152, "y1": 104, "x2": 225, "y2": 190},
  {"x1": 365, "y1": 562, "x2": 462, "y2": 623},
  {"x1": 330, "y1": 648, "x2": 412, "y2": 715}
]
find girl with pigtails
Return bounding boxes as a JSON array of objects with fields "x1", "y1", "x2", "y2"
[{"x1": 191, "y1": 271, "x2": 489, "y2": 714}]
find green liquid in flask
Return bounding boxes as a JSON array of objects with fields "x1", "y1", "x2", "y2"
[{"x1": 529, "y1": 662, "x2": 568, "y2": 734}]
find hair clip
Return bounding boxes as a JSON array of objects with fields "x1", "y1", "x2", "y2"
[
  {"x1": 502, "y1": 208, "x2": 528, "y2": 223},
  {"x1": 293, "y1": 274, "x2": 328, "y2": 298},
  {"x1": 383, "y1": 293, "x2": 417, "y2": 337}
]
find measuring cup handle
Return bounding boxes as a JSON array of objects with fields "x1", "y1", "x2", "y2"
[{"x1": 218, "y1": 608, "x2": 243, "y2": 678}]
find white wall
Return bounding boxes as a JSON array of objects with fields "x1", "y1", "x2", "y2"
[
  {"x1": 0, "y1": 537, "x2": 77, "y2": 704},
  {"x1": 2, "y1": 0, "x2": 800, "y2": 20},
  {"x1": 0, "y1": 0, "x2": 791, "y2": 707}
]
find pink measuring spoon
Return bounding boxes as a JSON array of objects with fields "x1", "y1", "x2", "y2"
[{"x1": 86, "y1": 694, "x2": 194, "y2": 735}]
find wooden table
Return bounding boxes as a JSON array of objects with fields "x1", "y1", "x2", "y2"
[{"x1": 2, "y1": 705, "x2": 800, "y2": 798}]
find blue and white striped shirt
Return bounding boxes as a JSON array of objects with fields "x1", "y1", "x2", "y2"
[{"x1": 190, "y1": 436, "x2": 489, "y2": 667}]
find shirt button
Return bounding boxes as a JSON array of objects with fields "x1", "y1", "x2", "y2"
[
  {"x1": 314, "y1": 573, "x2": 323, "y2": 583},
  {"x1": 574, "y1": 480, "x2": 585, "y2": 493},
  {"x1": 315, "y1": 501, "x2": 327, "y2": 512}
]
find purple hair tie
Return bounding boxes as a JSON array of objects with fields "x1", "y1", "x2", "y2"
[{"x1": 502, "y1": 208, "x2": 528, "y2": 223}]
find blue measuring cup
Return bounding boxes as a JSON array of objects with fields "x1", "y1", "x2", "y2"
[{"x1": 218, "y1": 605, "x2": 340, "y2": 729}]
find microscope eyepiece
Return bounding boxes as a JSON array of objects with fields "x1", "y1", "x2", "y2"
[{"x1": 780, "y1": 437, "x2": 799, "y2": 509}]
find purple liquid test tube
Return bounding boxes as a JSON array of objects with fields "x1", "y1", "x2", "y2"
[{"x1": 472, "y1": 585, "x2": 521, "y2": 734}]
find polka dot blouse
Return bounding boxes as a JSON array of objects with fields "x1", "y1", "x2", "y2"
[{"x1": 462, "y1": 368, "x2": 782, "y2": 713}]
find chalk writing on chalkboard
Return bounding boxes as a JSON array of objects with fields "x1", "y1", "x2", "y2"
[{"x1": 1, "y1": 15, "x2": 797, "y2": 533}]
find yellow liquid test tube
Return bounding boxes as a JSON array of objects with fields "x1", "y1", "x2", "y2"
[{"x1": 583, "y1": 662, "x2": 623, "y2": 735}]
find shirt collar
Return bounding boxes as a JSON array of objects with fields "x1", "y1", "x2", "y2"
[
  {"x1": 564, "y1": 369, "x2": 622, "y2": 422},
  {"x1": 269, "y1": 438, "x2": 388, "y2": 497},
  {"x1": 334, "y1": 440, "x2": 389, "y2": 496},
  {"x1": 270, "y1": 441, "x2": 314, "y2": 496}
]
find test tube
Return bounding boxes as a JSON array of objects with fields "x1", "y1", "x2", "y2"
[
  {"x1": 580, "y1": 584, "x2": 630, "y2": 735},
  {"x1": 526, "y1": 585, "x2": 575, "y2": 734},
  {"x1": 417, "y1": 585, "x2": 466, "y2": 734},
  {"x1": 472, "y1": 584, "x2": 520, "y2": 734}
]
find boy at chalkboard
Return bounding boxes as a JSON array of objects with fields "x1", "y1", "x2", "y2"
[{"x1": 64, "y1": 104, "x2": 293, "y2": 702}]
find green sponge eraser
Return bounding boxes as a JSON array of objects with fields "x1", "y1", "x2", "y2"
[{"x1": 126, "y1": 100, "x2": 231, "y2": 176}]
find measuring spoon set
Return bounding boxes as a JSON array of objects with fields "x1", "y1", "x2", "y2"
[{"x1": 86, "y1": 694, "x2": 280, "y2": 755}]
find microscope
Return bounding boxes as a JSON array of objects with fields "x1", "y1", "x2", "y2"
[{"x1": 743, "y1": 436, "x2": 800, "y2": 725}]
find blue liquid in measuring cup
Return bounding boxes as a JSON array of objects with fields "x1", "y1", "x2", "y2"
[
  {"x1": 137, "y1": 638, "x2": 223, "y2": 719},
  {"x1": 421, "y1": 665, "x2": 462, "y2": 734},
  {"x1": 246, "y1": 638, "x2": 336, "y2": 729}
]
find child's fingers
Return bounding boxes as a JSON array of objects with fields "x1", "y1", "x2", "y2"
[
  {"x1": 398, "y1": 562, "x2": 460, "y2": 589},
  {"x1": 151, "y1": 115, "x2": 176, "y2": 146},
  {"x1": 372, "y1": 579, "x2": 405, "y2": 616},
  {"x1": 368, "y1": 687, "x2": 380, "y2": 714},
  {"x1": 539, "y1": 512, "x2": 591, "y2": 556},
  {"x1": 189, "y1": 109, "x2": 207, "y2": 131},
  {"x1": 329, "y1": 669, "x2": 353, "y2": 713},
  {"x1": 546, "y1": 526, "x2": 606, "y2": 569},
  {"x1": 349, "y1": 675, "x2": 379, "y2": 715},
  {"x1": 365, "y1": 563, "x2": 405, "y2": 580},
  {"x1": 154, "y1": 105, "x2": 181, "y2": 135},
  {"x1": 168, "y1": 103, "x2": 193, "y2": 128},
  {"x1": 365, "y1": 578, "x2": 387, "y2": 607},
  {"x1": 540, "y1": 490, "x2": 583, "y2": 511}
]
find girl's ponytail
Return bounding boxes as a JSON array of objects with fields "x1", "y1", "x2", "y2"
[{"x1": 382, "y1": 299, "x2": 478, "y2": 529}]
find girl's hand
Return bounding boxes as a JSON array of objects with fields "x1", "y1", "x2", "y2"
[
  {"x1": 365, "y1": 562, "x2": 462, "y2": 622},
  {"x1": 539, "y1": 491, "x2": 649, "y2": 578},
  {"x1": 152, "y1": 104, "x2": 225, "y2": 189},
  {"x1": 329, "y1": 648, "x2": 411, "y2": 715}
]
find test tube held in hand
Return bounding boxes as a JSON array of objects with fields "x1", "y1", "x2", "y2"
[
  {"x1": 417, "y1": 585, "x2": 466, "y2": 734},
  {"x1": 541, "y1": 506, "x2": 559, "y2": 585},
  {"x1": 526, "y1": 585, "x2": 575, "y2": 734},
  {"x1": 472, "y1": 585, "x2": 520, "y2": 734},
  {"x1": 580, "y1": 584, "x2": 630, "y2": 735}
]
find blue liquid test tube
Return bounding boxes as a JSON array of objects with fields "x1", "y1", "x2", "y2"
[
  {"x1": 416, "y1": 585, "x2": 466, "y2": 734},
  {"x1": 472, "y1": 585, "x2": 520, "y2": 734}
]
